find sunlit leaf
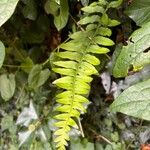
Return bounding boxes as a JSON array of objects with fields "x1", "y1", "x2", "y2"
[
  {"x1": 110, "y1": 79, "x2": 150, "y2": 121},
  {"x1": 113, "y1": 21, "x2": 150, "y2": 77},
  {"x1": 0, "y1": 0, "x2": 19, "y2": 27}
]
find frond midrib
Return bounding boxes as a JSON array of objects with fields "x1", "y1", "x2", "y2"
[{"x1": 57, "y1": 41, "x2": 91, "y2": 142}]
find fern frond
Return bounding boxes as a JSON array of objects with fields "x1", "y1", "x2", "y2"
[{"x1": 52, "y1": 0, "x2": 122, "y2": 149}]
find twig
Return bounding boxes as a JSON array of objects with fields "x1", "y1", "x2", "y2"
[
  {"x1": 3, "y1": 64, "x2": 32, "y2": 68},
  {"x1": 78, "y1": 118, "x2": 85, "y2": 137},
  {"x1": 89, "y1": 128, "x2": 112, "y2": 145}
]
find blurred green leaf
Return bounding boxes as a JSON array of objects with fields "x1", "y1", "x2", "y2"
[
  {"x1": 111, "y1": 132, "x2": 119, "y2": 142},
  {"x1": 1, "y1": 115, "x2": 14, "y2": 131},
  {"x1": 0, "y1": 0, "x2": 19, "y2": 27},
  {"x1": 0, "y1": 74, "x2": 16, "y2": 101},
  {"x1": 21, "y1": 57, "x2": 34, "y2": 73},
  {"x1": 125, "y1": 0, "x2": 150, "y2": 26},
  {"x1": 70, "y1": 138, "x2": 94, "y2": 150},
  {"x1": 44, "y1": 0, "x2": 59, "y2": 15},
  {"x1": 28, "y1": 65, "x2": 50, "y2": 89},
  {"x1": 22, "y1": 0, "x2": 37, "y2": 20},
  {"x1": 0, "y1": 41, "x2": 5, "y2": 68},
  {"x1": 44, "y1": 0, "x2": 69, "y2": 30},
  {"x1": 107, "y1": 0, "x2": 122, "y2": 9}
]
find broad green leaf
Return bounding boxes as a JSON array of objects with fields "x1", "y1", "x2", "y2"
[
  {"x1": 0, "y1": 0, "x2": 19, "y2": 27},
  {"x1": 125, "y1": 0, "x2": 150, "y2": 26},
  {"x1": 58, "y1": 0, "x2": 69, "y2": 30},
  {"x1": 0, "y1": 41, "x2": 5, "y2": 68},
  {"x1": 110, "y1": 79, "x2": 150, "y2": 121},
  {"x1": 28, "y1": 65, "x2": 50, "y2": 89},
  {"x1": 0, "y1": 74, "x2": 16, "y2": 101},
  {"x1": 113, "y1": 21, "x2": 150, "y2": 77},
  {"x1": 44, "y1": 0, "x2": 69, "y2": 30}
]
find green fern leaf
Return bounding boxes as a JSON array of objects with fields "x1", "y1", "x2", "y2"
[{"x1": 52, "y1": 0, "x2": 122, "y2": 149}]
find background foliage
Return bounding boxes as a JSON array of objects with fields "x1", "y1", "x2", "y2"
[{"x1": 0, "y1": 0, "x2": 150, "y2": 150}]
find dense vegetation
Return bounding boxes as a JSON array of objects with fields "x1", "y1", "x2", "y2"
[{"x1": 0, "y1": 0, "x2": 150, "y2": 150}]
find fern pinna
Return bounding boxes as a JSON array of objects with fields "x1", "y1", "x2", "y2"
[{"x1": 52, "y1": 0, "x2": 122, "y2": 149}]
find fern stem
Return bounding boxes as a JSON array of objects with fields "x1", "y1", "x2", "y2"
[{"x1": 70, "y1": 14, "x2": 111, "y2": 60}]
